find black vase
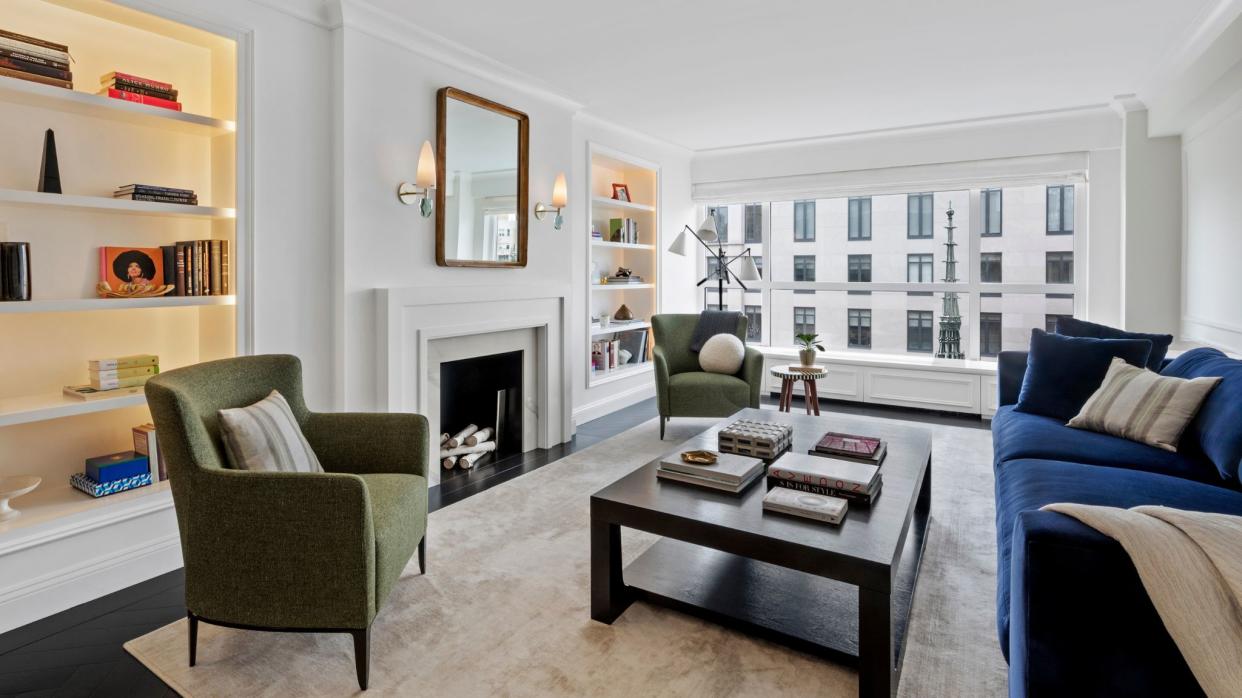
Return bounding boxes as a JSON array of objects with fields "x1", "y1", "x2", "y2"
[
  {"x1": 38, "y1": 129, "x2": 61, "y2": 194},
  {"x1": 0, "y1": 242, "x2": 31, "y2": 301}
]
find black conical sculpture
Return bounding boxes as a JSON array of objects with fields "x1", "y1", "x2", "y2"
[{"x1": 38, "y1": 129, "x2": 61, "y2": 194}]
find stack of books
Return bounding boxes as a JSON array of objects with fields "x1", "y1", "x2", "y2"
[
  {"x1": 71, "y1": 450, "x2": 152, "y2": 498},
  {"x1": 0, "y1": 29, "x2": 71, "y2": 89},
  {"x1": 767, "y1": 451, "x2": 883, "y2": 505},
  {"x1": 164, "y1": 240, "x2": 230, "y2": 296},
  {"x1": 604, "y1": 274, "x2": 645, "y2": 284},
  {"x1": 810, "y1": 431, "x2": 887, "y2": 466},
  {"x1": 762, "y1": 487, "x2": 848, "y2": 525},
  {"x1": 656, "y1": 450, "x2": 764, "y2": 493},
  {"x1": 64, "y1": 354, "x2": 159, "y2": 401},
  {"x1": 133, "y1": 423, "x2": 167, "y2": 482},
  {"x1": 608, "y1": 218, "x2": 640, "y2": 244},
  {"x1": 97, "y1": 71, "x2": 181, "y2": 111},
  {"x1": 114, "y1": 184, "x2": 197, "y2": 206}
]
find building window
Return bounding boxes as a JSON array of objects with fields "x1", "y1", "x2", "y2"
[
  {"x1": 982, "y1": 188, "x2": 1002, "y2": 236},
  {"x1": 793, "y1": 255, "x2": 816, "y2": 282},
  {"x1": 1045, "y1": 314, "x2": 1072, "y2": 333},
  {"x1": 848, "y1": 254, "x2": 872, "y2": 282},
  {"x1": 907, "y1": 311, "x2": 933, "y2": 352},
  {"x1": 744, "y1": 305, "x2": 762, "y2": 342},
  {"x1": 980, "y1": 252, "x2": 1002, "y2": 283},
  {"x1": 706, "y1": 256, "x2": 723, "y2": 281},
  {"x1": 1047, "y1": 185, "x2": 1074, "y2": 234},
  {"x1": 980, "y1": 312, "x2": 1002, "y2": 356},
  {"x1": 793, "y1": 306, "x2": 816, "y2": 339},
  {"x1": 752, "y1": 256, "x2": 763, "y2": 278},
  {"x1": 848, "y1": 197, "x2": 871, "y2": 240},
  {"x1": 744, "y1": 203, "x2": 762, "y2": 244},
  {"x1": 847, "y1": 308, "x2": 872, "y2": 348},
  {"x1": 709, "y1": 205, "x2": 728, "y2": 242},
  {"x1": 907, "y1": 253, "x2": 934, "y2": 282},
  {"x1": 907, "y1": 193, "x2": 933, "y2": 238},
  {"x1": 706, "y1": 302, "x2": 724, "y2": 311},
  {"x1": 793, "y1": 200, "x2": 815, "y2": 242},
  {"x1": 1046, "y1": 251, "x2": 1073, "y2": 284}
]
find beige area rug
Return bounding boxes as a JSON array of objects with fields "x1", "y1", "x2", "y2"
[{"x1": 126, "y1": 412, "x2": 1007, "y2": 696}]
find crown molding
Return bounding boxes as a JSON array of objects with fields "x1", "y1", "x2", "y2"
[
  {"x1": 1142, "y1": 0, "x2": 1242, "y2": 135},
  {"x1": 1110, "y1": 94, "x2": 1147, "y2": 117},
  {"x1": 244, "y1": 0, "x2": 340, "y2": 28},
  {"x1": 574, "y1": 112, "x2": 693, "y2": 155}
]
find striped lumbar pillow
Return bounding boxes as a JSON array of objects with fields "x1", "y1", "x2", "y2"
[
  {"x1": 1067, "y1": 357, "x2": 1221, "y2": 452},
  {"x1": 218, "y1": 390, "x2": 323, "y2": 472}
]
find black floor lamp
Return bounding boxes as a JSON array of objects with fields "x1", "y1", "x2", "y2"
[{"x1": 667, "y1": 215, "x2": 761, "y2": 305}]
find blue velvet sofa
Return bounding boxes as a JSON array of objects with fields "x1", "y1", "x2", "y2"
[{"x1": 993, "y1": 347, "x2": 1242, "y2": 697}]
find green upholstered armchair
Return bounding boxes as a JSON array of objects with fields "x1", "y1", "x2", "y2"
[
  {"x1": 651, "y1": 314, "x2": 764, "y2": 438},
  {"x1": 144, "y1": 355, "x2": 428, "y2": 690}
]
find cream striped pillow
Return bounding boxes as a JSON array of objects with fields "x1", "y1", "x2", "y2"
[
  {"x1": 218, "y1": 390, "x2": 324, "y2": 472},
  {"x1": 1067, "y1": 357, "x2": 1221, "y2": 452}
]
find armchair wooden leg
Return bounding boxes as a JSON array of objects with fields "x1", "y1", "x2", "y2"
[
  {"x1": 418, "y1": 535, "x2": 426, "y2": 574},
  {"x1": 660, "y1": 417, "x2": 666, "y2": 440},
  {"x1": 352, "y1": 626, "x2": 371, "y2": 690},
  {"x1": 187, "y1": 611, "x2": 198, "y2": 667}
]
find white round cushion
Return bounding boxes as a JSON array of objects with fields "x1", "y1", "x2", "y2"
[{"x1": 699, "y1": 333, "x2": 745, "y2": 375}]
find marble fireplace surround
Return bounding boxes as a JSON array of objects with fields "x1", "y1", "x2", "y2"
[{"x1": 376, "y1": 285, "x2": 572, "y2": 486}]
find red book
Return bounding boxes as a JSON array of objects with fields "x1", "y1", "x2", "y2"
[
  {"x1": 99, "y1": 87, "x2": 181, "y2": 112},
  {"x1": 99, "y1": 71, "x2": 173, "y2": 92}
]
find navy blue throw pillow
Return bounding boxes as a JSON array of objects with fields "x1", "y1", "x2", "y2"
[
  {"x1": 1162, "y1": 347, "x2": 1242, "y2": 483},
  {"x1": 1015, "y1": 329, "x2": 1153, "y2": 421},
  {"x1": 1055, "y1": 316, "x2": 1173, "y2": 371}
]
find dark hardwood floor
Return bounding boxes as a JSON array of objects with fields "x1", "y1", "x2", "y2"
[{"x1": 0, "y1": 395, "x2": 984, "y2": 697}]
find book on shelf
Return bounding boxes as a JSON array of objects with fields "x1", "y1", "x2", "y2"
[
  {"x1": 90, "y1": 365, "x2": 157, "y2": 381},
  {"x1": 133, "y1": 424, "x2": 167, "y2": 482},
  {"x1": 115, "y1": 183, "x2": 196, "y2": 198},
  {"x1": 0, "y1": 56, "x2": 70, "y2": 81},
  {"x1": 767, "y1": 451, "x2": 882, "y2": 504},
  {"x1": 762, "y1": 486, "x2": 848, "y2": 524},
  {"x1": 811, "y1": 431, "x2": 887, "y2": 465},
  {"x1": 97, "y1": 87, "x2": 182, "y2": 111},
  {"x1": 658, "y1": 451, "x2": 763, "y2": 486},
  {"x1": 104, "y1": 78, "x2": 178, "y2": 101},
  {"x1": 63, "y1": 384, "x2": 146, "y2": 401},
  {"x1": 608, "y1": 217, "x2": 640, "y2": 244},
  {"x1": 70, "y1": 471, "x2": 151, "y2": 498},
  {"x1": 0, "y1": 29, "x2": 68, "y2": 54},
  {"x1": 100, "y1": 71, "x2": 172, "y2": 92},
  {"x1": 89, "y1": 354, "x2": 159, "y2": 371},
  {"x1": 656, "y1": 466, "x2": 763, "y2": 494},
  {"x1": 168, "y1": 240, "x2": 229, "y2": 296},
  {"x1": 89, "y1": 374, "x2": 151, "y2": 391},
  {"x1": 0, "y1": 46, "x2": 68, "y2": 71},
  {"x1": 85, "y1": 450, "x2": 150, "y2": 484},
  {"x1": 0, "y1": 64, "x2": 70, "y2": 89},
  {"x1": 604, "y1": 276, "x2": 645, "y2": 284}
]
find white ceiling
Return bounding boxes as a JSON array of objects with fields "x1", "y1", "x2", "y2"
[{"x1": 368, "y1": 0, "x2": 1213, "y2": 151}]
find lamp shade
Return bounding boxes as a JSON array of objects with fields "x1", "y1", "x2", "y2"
[
  {"x1": 415, "y1": 140, "x2": 436, "y2": 188},
  {"x1": 667, "y1": 229, "x2": 688, "y2": 256},
  {"x1": 735, "y1": 254, "x2": 761, "y2": 281},
  {"x1": 695, "y1": 215, "x2": 718, "y2": 243},
  {"x1": 551, "y1": 173, "x2": 568, "y2": 208}
]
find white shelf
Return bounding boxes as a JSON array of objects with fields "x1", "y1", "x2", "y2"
[
  {"x1": 0, "y1": 75, "x2": 235, "y2": 136},
  {"x1": 0, "y1": 295, "x2": 236, "y2": 314},
  {"x1": 0, "y1": 480, "x2": 171, "y2": 539},
  {"x1": 591, "y1": 283, "x2": 654, "y2": 291},
  {"x1": 0, "y1": 189, "x2": 234, "y2": 219},
  {"x1": 591, "y1": 196, "x2": 655, "y2": 213},
  {"x1": 589, "y1": 361, "x2": 654, "y2": 387},
  {"x1": 591, "y1": 240, "x2": 655, "y2": 250},
  {"x1": 590, "y1": 321, "x2": 651, "y2": 337},
  {"x1": 0, "y1": 390, "x2": 148, "y2": 428}
]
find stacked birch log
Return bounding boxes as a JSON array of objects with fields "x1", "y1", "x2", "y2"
[{"x1": 440, "y1": 425, "x2": 496, "y2": 470}]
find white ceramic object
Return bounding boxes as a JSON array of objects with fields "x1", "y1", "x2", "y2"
[{"x1": 0, "y1": 475, "x2": 41, "y2": 522}]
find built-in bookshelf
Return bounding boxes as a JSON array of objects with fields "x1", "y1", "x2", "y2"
[
  {"x1": 587, "y1": 145, "x2": 659, "y2": 387},
  {"x1": 0, "y1": 0, "x2": 244, "y2": 630}
]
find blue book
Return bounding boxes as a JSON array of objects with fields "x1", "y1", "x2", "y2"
[
  {"x1": 70, "y1": 472, "x2": 151, "y2": 498},
  {"x1": 85, "y1": 450, "x2": 150, "y2": 484}
]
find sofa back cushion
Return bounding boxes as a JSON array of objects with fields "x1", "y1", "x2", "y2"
[
  {"x1": 1162, "y1": 347, "x2": 1242, "y2": 482},
  {"x1": 1015, "y1": 329, "x2": 1152, "y2": 422},
  {"x1": 1056, "y1": 317, "x2": 1173, "y2": 371}
]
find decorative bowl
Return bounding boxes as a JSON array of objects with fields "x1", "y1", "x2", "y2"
[
  {"x1": 0, "y1": 475, "x2": 41, "y2": 522},
  {"x1": 680, "y1": 450, "x2": 718, "y2": 466}
]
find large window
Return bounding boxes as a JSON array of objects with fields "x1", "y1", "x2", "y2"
[
  {"x1": 907, "y1": 311, "x2": 933, "y2": 352},
  {"x1": 980, "y1": 252, "x2": 1002, "y2": 283},
  {"x1": 745, "y1": 203, "x2": 763, "y2": 244},
  {"x1": 1046, "y1": 251, "x2": 1073, "y2": 283},
  {"x1": 1045, "y1": 313, "x2": 1071, "y2": 333},
  {"x1": 1047, "y1": 185, "x2": 1074, "y2": 234},
  {"x1": 793, "y1": 255, "x2": 816, "y2": 282},
  {"x1": 793, "y1": 200, "x2": 815, "y2": 242},
  {"x1": 982, "y1": 188, "x2": 1002, "y2": 236},
  {"x1": 848, "y1": 309, "x2": 871, "y2": 348},
  {"x1": 848, "y1": 254, "x2": 872, "y2": 282},
  {"x1": 793, "y1": 306, "x2": 816, "y2": 339},
  {"x1": 907, "y1": 193, "x2": 934, "y2": 238},
  {"x1": 907, "y1": 253, "x2": 934, "y2": 282},
  {"x1": 709, "y1": 205, "x2": 728, "y2": 242},
  {"x1": 980, "y1": 312, "x2": 1002, "y2": 356},
  {"x1": 848, "y1": 197, "x2": 871, "y2": 240},
  {"x1": 744, "y1": 305, "x2": 762, "y2": 342}
]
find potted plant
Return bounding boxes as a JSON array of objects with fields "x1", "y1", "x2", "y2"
[{"x1": 795, "y1": 333, "x2": 825, "y2": 367}]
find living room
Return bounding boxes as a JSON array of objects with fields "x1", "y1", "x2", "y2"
[{"x1": 0, "y1": 0, "x2": 1240, "y2": 695}]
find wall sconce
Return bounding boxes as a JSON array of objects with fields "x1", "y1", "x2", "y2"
[
  {"x1": 534, "y1": 173, "x2": 568, "y2": 230},
  {"x1": 397, "y1": 140, "x2": 437, "y2": 217}
]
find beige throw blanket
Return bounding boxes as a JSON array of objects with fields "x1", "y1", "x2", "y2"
[{"x1": 1042, "y1": 503, "x2": 1242, "y2": 698}]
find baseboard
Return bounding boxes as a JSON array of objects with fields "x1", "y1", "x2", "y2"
[
  {"x1": 1182, "y1": 316, "x2": 1242, "y2": 356},
  {"x1": 573, "y1": 382, "x2": 655, "y2": 425}
]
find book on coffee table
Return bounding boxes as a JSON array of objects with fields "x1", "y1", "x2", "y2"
[
  {"x1": 811, "y1": 431, "x2": 887, "y2": 466},
  {"x1": 658, "y1": 451, "x2": 763, "y2": 486},
  {"x1": 657, "y1": 467, "x2": 764, "y2": 493},
  {"x1": 767, "y1": 451, "x2": 882, "y2": 504},
  {"x1": 762, "y1": 486, "x2": 848, "y2": 524}
]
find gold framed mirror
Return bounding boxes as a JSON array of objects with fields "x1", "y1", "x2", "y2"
[{"x1": 435, "y1": 87, "x2": 530, "y2": 268}]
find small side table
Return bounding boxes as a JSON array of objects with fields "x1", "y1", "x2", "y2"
[{"x1": 770, "y1": 365, "x2": 826, "y2": 415}]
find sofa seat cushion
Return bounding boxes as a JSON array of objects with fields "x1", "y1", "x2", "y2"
[
  {"x1": 668, "y1": 371, "x2": 751, "y2": 417},
  {"x1": 992, "y1": 406, "x2": 1219, "y2": 484},
  {"x1": 994, "y1": 458, "x2": 1242, "y2": 658},
  {"x1": 360, "y1": 473, "x2": 427, "y2": 607}
]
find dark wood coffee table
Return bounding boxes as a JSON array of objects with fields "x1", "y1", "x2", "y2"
[{"x1": 590, "y1": 408, "x2": 932, "y2": 698}]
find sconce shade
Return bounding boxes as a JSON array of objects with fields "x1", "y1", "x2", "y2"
[
  {"x1": 551, "y1": 173, "x2": 568, "y2": 208},
  {"x1": 668, "y1": 229, "x2": 688, "y2": 256},
  {"x1": 416, "y1": 140, "x2": 436, "y2": 188},
  {"x1": 695, "y1": 215, "x2": 719, "y2": 243},
  {"x1": 735, "y1": 254, "x2": 761, "y2": 281}
]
